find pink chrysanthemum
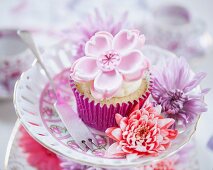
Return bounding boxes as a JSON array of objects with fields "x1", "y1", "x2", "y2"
[
  {"x1": 151, "y1": 57, "x2": 209, "y2": 127},
  {"x1": 105, "y1": 104, "x2": 178, "y2": 160},
  {"x1": 19, "y1": 127, "x2": 61, "y2": 170}
]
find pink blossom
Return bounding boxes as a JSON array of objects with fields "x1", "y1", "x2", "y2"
[
  {"x1": 105, "y1": 104, "x2": 178, "y2": 159},
  {"x1": 19, "y1": 127, "x2": 61, "y2": 170},
  {"x1": 71, "y1": 29, "x2": 150, "y2": 99}
]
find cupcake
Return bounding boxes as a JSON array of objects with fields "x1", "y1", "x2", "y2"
[{"x1": 70, "y1": 29, "x2": 152, "y2": 131}]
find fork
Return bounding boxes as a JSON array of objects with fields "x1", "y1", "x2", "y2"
[{"x1": 18, "y1": 30, "x2": 98, "y2": 151}]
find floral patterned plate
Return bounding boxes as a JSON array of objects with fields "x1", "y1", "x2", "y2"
[{"x1": 13, "y1": 43, "x2": 199, "y2": 168}]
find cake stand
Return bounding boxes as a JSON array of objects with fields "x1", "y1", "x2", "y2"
[
  {"x1": 13, "y1": 42, "x2": 200, "y2": 168},
  {"x1": 4, "y1": 120, "x2": 200, "y2": 170},
  {"x1": 4, "y1": 120, "x2": 36, "y2": 170}
]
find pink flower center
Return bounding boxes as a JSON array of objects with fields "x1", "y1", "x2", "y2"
[
  {"x1": 97, "y1": 50, "x2": 120, "y2": 72},
  {"x1": 137, "y1": 126, "x2": 149, "y2": 138}
]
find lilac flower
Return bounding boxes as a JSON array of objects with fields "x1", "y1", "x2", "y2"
[
  {"x1": 69, "y1": 9, "x2": 129, "y2": 59},
  {"x1": 151, "y1": 57, "x2": 209, "y2": 127}
]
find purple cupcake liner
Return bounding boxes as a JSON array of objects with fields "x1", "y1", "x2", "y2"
[{"x1": 70, "y1": 76, "x2": 152, "y2": 132}]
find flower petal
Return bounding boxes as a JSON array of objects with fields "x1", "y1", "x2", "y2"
[
  {"x1": 158, "y1": 118, "x2": 175, "y2": 129},
  {"x1": 115, "y1": 113, "x2": 123, "y2": 125},
  {"x1": 120, "y1": 118, "x2": 128, "y2": 131},
  {"x1": 118, "y1": 50, "x2": 149, "y2": 81},
  {"x1": 85, "y1": 31, "x2": 112, "y2": 57},
  {"x1": 131, "y1": 29, "x2": 146, "y2": 48},
  {"x1": 154, "y1": 105, "x2": 162, "y2": 114},
  {"x1": 93, "y1": 70, "x2": 123, "y2": 99},
  {"x1": 183, "y1": 98, "x2": 207, "y2": 114},
  {"x1": 105, "y1": 127, "x2": 122, "y2": 142},
  {"x1": 171, "y1": 57, "x2": 191, "y2": 90},
  {"x1": 112, "y1": 29, "x2": 138, "y2": 54},
  {"x1": 184, "y1": 72, "x2": 207, "y2": 93},
  {"x1": 115, "y1": 114, "x2": 128, "y2": 130},
  {"x1": 137, "y1": 34, "x2": 146, "y2": 48},
  {"x1": 158, "y1": 145, "x2": 166, "y2": 151},
  {"x1": 135, "y1": 145, "x2": 147, "y2": 152},
  {"x1": 201, "y1": 88, "x2": 211, "y2": 95},
  {"x1": 126, "y1": 153, "x2": 140, "y2": 161},
  {"x1": 71, "y1": 57, "x2": 99, "y2": 82},
  {"x1": 106, "y1": 142, "x2": 125, "y2": 157},
  {"x1": 154, "y1": 57, "x2": 191, "y2": 91},
  {"x1": 167, "y1": 129, "x2": 178, "y2": 139}
]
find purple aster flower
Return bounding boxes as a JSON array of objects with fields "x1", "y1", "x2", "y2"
[
  {"x1": 151, "y1": 57, "x2": 209, "y2": 127},
  {"x1": 66, "y1": 9, "x2": 129, "y2": 59}
]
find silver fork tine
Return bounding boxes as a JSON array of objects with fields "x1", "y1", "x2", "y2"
[
  {"x1": 73, "y1": 125, "x2": 95, "y2": 151},
  {"x1": 78, "y1": 127, "x2": 98, "y2": 147},
  {"x1": 88, "y1": 137, "x2": 99, "y2": 147},
  {"x1": 76, "y1": 140, "x2": 87, "y2": 151},
  {"x1": 84, "y1": 140, "x2": 93, "y2": 151}
]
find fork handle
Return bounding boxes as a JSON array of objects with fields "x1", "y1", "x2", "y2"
[
  {"x1": 17, "y1": 30, "x2": 56, "y2": 91},
  {"x1": 54, "y1": 102, "x2": 97, "y2": 151}
]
